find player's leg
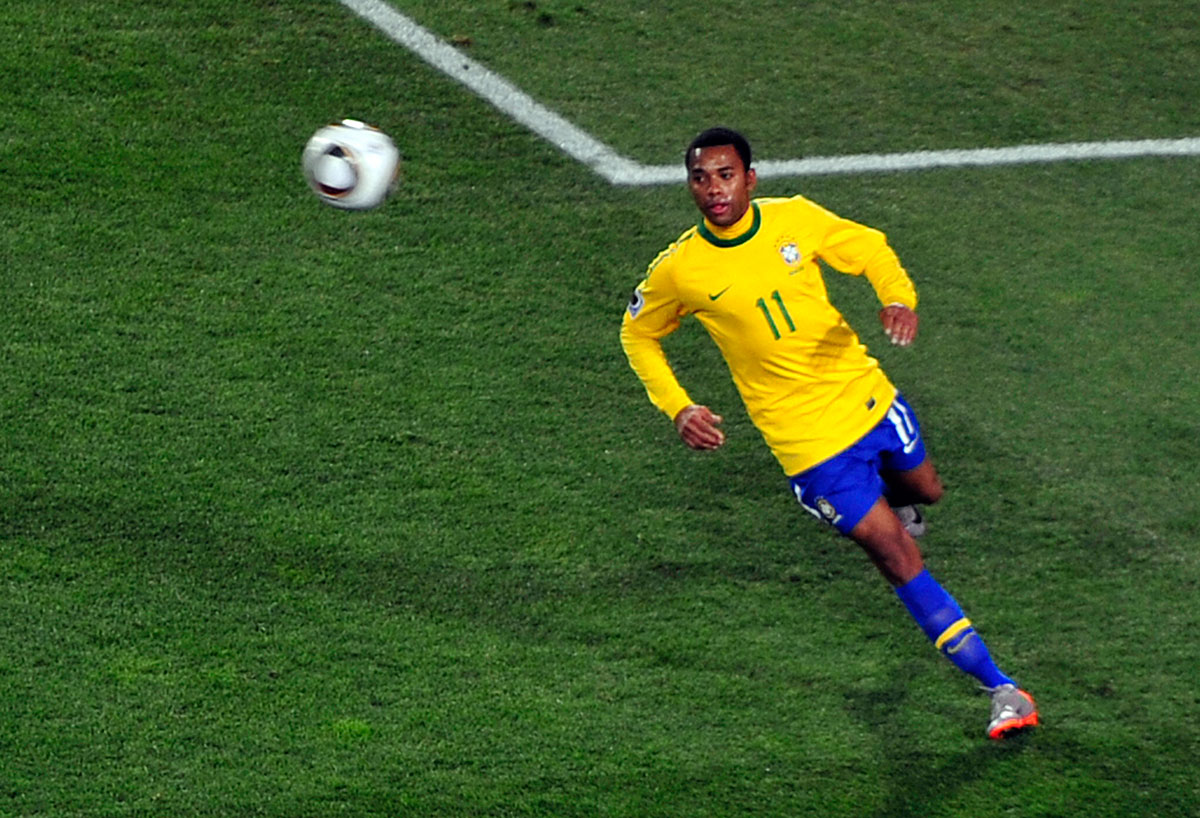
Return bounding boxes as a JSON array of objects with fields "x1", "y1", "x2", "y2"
[
  {"x1": 850, "y1": 500, "x2": 1021, "y2": 691},
  {"x1": 791, "y1": 460, "x2": 1035, "y2": 737},
  {"x1": 872, "y1": 397, "x2": 1036, "y2": 737},
  {"x1": 793, "y1": 398, "x2": 1036, "y2": 738}
]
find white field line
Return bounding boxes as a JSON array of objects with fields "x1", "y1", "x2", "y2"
[{"x1": 338, "y1": 0, "x2": 1200, "y2": 186}]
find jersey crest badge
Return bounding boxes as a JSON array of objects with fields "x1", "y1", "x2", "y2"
[{"x1": 778, "y1": 241, "x2": 802, "y2": 267}]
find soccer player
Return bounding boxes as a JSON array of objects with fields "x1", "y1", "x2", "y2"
[{"x1": 620, "y1": 127, "x2": 1037, "y2": 740}]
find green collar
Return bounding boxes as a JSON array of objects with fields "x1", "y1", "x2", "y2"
[{"x1": 697, "y1": 201, "x2": 761, "y2": 248}]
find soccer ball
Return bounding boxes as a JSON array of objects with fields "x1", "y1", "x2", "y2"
[{"x1": 301, "y1": 119, "x2": 400, "y2": 210}]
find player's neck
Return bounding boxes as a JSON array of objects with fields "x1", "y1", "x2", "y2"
[{"x1": 704, "y1": 200, "x2": 757, "y2": 240}]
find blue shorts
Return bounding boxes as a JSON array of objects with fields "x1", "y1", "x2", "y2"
[{"x1": 788, "y1": 394, "x2": 928, "y2": 536}]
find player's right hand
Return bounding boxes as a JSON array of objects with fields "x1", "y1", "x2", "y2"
[
  {"x1": 674, "y1": 404, "x2": 726, "y2": 450},
  {"x1": 880, "y1": 304, "x2": 919, "y2": 347}
]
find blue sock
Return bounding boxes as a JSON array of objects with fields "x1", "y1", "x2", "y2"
[{"x1": 895, "y1": 569, "x2": 1014, "y2": 689}]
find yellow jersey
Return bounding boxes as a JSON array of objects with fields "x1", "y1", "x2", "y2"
[{"x1": 620, "y1": 195, "x2": 918, "y2": 475}]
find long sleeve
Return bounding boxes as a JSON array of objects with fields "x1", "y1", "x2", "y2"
[
  {"x1": 860, "y1": 241, "x2": 917, "y2": 310},
  {"x1": 619, "y1": 254, "x2": 695, "y2": 421},
  {"x1": 814, "y1": 205, "x2": 918, "y2": 310}
]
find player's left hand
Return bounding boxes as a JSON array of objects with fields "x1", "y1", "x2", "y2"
[
  {"x1": 880, "y1": 304, "x2": 918, "y2": 347},
  {"x1": 674, "y1": 404, "x2": 726, "y2": 451}
]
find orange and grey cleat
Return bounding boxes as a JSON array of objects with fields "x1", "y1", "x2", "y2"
[{"x1": 986, "y1": 684, "x2": 1038, "y2": 739}]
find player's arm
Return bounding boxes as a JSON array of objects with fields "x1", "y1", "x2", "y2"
[
  {"x1": 809, "y1": 200, "x2": 920, "y2": 346},
  {"x1": 857, "y1": 239, "x2": 919, "y2": 346},
  {"x1": 620, "y1": 257, "x2": 724, "y2": 448},
  {"x1": 620, "y1": 279, "x2": 693, "y2": 420}
]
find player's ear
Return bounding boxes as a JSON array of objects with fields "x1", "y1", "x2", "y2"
[{"x1": 746, "y1": 167, "x2": 758, "y2": 193}]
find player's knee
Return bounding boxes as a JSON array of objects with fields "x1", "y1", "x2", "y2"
[
  {"x1": 868, "y1": 537, "x2": 925, "y2": 586},
  {"x1": 880, "y1": 540, "x2": 924, "y2": 584},
  {"x1": 910, "y1": 464, "x2": 944, "y2": 505},
  {"x1": 923, "y1": 476, "x2": 945, "y2": 505}
]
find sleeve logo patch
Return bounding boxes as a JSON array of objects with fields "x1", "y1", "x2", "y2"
[{"x1": 627, "y1": 288, "x2": 646, "y2": 319}]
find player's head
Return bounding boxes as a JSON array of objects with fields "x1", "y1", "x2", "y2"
[
  {"x1": 685, "y1": 127, "x2": 757, "y2": 227},
  {"x1": 685, "y1": 127, "x2": 752, "y2": 173}
]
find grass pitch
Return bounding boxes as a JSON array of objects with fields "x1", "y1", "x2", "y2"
[{"x1": 3, "y1": 1, "x2": 1199, "y2": 816}]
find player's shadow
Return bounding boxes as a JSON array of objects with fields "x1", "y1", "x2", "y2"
[{"x1": 842, "y1": 664, "x2": 1033, "y2": 818}]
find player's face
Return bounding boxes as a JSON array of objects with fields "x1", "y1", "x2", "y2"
[{"x1": 688, "y1": 145, "x2": 757, "y2": 227}]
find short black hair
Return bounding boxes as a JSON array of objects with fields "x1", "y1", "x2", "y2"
[{"x1": 685, "y1": 127, "x2": 752, "y2": 172}]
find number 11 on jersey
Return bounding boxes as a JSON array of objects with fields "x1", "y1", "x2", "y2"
[{"x1": 756, "y1": 290, "x2": 796, "y2": 340}]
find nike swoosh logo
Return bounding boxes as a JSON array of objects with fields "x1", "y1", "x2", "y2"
[
  {"x1": 708, "y1": 286, "x2": 732, "y2": 301},
  {"x1": 945, "y1": 631, "x2": 976, "y2": 655}
]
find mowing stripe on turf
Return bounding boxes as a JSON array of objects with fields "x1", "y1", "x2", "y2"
[{"x1": 337, "y1": 0, "x2": 1200, "y2": 186}]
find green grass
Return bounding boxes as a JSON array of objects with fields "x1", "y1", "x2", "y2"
[
  {"x1": 398, "y1": 0, "x2": 1200, "y2": 158},
  {"x1": 3, "y1": 1, "x2": 1199, "y2": 815}
]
